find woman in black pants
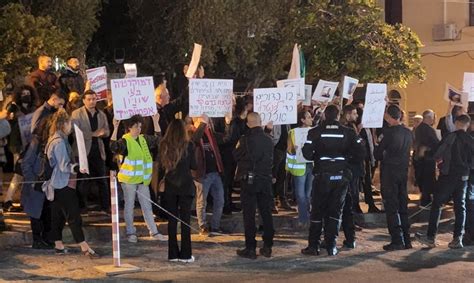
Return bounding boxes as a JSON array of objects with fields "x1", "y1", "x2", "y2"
[
  {"x1": 44, "y1": 109, "x2": 98, "y2": 258},
  {"x1": 160, "y1": 119, "x2": 197, "y2": 262}
]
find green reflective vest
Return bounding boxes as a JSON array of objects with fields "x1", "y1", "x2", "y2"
[{"x1": 118, "y1": 134, "x2": 153, "y2": 185}]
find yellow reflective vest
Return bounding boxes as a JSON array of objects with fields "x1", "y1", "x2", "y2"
[
  {"x1": 285, "y1": 128, "x2": 307, "y2": 177},
  {"x1": 118, "y1": 134, "x2": 153, "y2": 185}
]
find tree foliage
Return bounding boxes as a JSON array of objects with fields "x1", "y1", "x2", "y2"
[
  {"x1": 0, "y1": 3, "x2": 73, "y2": 90},
  {"x1": 127, "y1": 0, "x2": 424, "y2": 89}
]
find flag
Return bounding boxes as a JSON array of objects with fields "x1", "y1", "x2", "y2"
[{"x1": 288, "y1": 44, "x2": 306, "y2": 79}]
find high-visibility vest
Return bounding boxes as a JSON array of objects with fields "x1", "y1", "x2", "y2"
[
  {"x1": 285, "y1": 128, "x2": 307, "y2": 177},
  {"x1": 118, "y1": 134, "x2": 153, "y2": 185}
]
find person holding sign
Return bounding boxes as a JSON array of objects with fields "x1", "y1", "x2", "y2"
[
  {"x1": 110, "y1": 113, "x2": 167, "y2": 243},
  {"x1": 301, "y1": 105, "x2": 365, "y2": 256},
  {"x1": 286, "y1": 110, "x2": 314, "y2": 227},
  {"x1": 45, "y1": 109, "x2": 99, "y2": 258},
  {"x1": 71, "y1": 90, "x2": 110, "y2": 214},
  {"x1": 374, "y1": 105, "x2": 413, "y2": 251}
]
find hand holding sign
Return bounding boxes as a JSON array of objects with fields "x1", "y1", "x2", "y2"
[
  {"x1": 111, "y1": 77, "x2": 157, "y2": 120},
  {"x1": 254, "y1": 87, "x2": 297, "y2": 125},
  {"x1": 361, "y1": 83, "x2": 387, "y2": 128}
]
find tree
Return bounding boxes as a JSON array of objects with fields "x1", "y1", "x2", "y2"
[
  {"x1": 0, "y1": 3, "x2": 73, "y2": 90},
  {"x1": 299, "y1": 0, "x2": 425, "y2": 87}
]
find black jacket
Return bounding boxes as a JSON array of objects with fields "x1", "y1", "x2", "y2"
[
  {"x1": 435, "y1": 130, "x2": 474, "y2": 178},
  {"x1": 58, "y1": 68, "x2": 85, "y2": 97},
  {"x1": 25, "y1": 69, "x2": 57, "y2": 104},
  {"x1": 302, "y1": 121, "x2": 365, "y2": 174},
  {"x1": 233, "y1": 127, "x2": 273, "y2": 181},
  {"x1": 374, "y1": 125, "x2": 413, "y2": 169},
  {"x1": 164, "y1": 142, "x2": 197, "y2": 196}
]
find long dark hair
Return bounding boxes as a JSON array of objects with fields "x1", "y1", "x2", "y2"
[{"x1": 159, "y1": 119, "x2": 189, "y2": 172}]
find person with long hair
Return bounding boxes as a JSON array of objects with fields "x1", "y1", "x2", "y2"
[
  {"x1": 44, "y1": 109, "x2": 98, "y2": 257},
  {"x1": 160, "y1": 119, "x2": 197, "y2": 263}
]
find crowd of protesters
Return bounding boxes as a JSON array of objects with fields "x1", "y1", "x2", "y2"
[{"x1": 0, "y1": 54, "x2": 473, "y2": 262}]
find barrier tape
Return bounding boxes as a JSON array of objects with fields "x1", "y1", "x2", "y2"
[{"x1": 0, "y1": 176, "x2": 109, "y2": 186}]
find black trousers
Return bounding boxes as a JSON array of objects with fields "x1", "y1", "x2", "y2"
[
  {"x1": 272, "y1": 149, "x2": 287, "y2": 201},
  {"x1": 466, "y1": 175, "x2": 474, "y2": 241},
  {"x1": 78, "y1": 148, "x2": 110, "y2": 211},
  {"x1": 308, "y1": 170, "x2": 350, "y2": 249},
  {"x1": 222, "y1": 158, "x2": 236, "y2": 210},
  {"x1": 30, "y1": 199, "x2": 51, "y2": 243},
  {"x1": 418, "y1": 158, "x2": 436, "y2": 206},
  {"x1": 350, "y1": 175, "x2": 361, "y2": 211},
  {"x1": 165, "y1": 192, "x2": 193, "y2": 260},
  {"x1": 342, "y1": 190, "x2": 355, "y2": 242},
  {"x1": 241, "y1": 178, "x2": 274, "y2": 250},
  {"x1": 362, "y1": 159, "x2": 376, "y2": 206},
  {"x1": 51, "y1": 187, "x2": 85, "y2": 243},
  {"x1": 380, "y1": 165, "x2": 410, "y2": 245},
  {"x1": 427, "y1": 175, "x2": 467, "y2": 238}
]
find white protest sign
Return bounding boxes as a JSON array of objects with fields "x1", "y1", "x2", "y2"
[
  {"x1": 111, "y1": 77, "x2": 156, "y2": 120},
  {"x1": 463, "y1": 73, "x2": 474, "y2": 102},
  {"x1": 189, "y1": 79, "x2": 233, "y2": 117},
  {"x1": 303, "y1": 85, "x2": 312, "y2": 106},
  {"x1": 445, "y1": 82, "x2": 468, "y2": 111},
  {"x1": 277, "y1": 78, "x2": 305, "y2": 100},
  {"x1": 253, "y1": 87, "x2": 297, "y2": 126},
  {"x1": 294, "y1": 127, "x2": 312, "y2": 163},
  {"x1": 74, "y1": 124, "x2": 89, "y2": 174},
  {"x1": 312, "y1": 80, "x2": 339, "y2": 102},
  {"x1": 86, "y1": 66, "x2": 107, "y2": 101},
  {"x1": 342, "y1": 76, "x2": 359, "y2": 99},
  {"x1": 124, "y1": 63, "x2": 137, "y2": 78},
  {"x1": 361, "y1": 83, "x2": 387, "y2": 128},
  {"x1": 18, "y1": 113, "x2": 33, "y2": 147},
  {"x1": 186, "y1": 43, "x2": 202, "y2": 78}
]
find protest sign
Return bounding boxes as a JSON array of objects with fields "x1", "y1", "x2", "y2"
[
  {"x1": 462, "y1": 73, "x2": 474, "y2": 102},
  {"x1": 253, "y1": 87, "x2": 297, "y2": 126},
  {"x1": 342, "y1": 76, "x2": 359, "y2": 99},
  {"x1": 18, "y1": 113, "x2": 33, "y2": 147},
  {"x1": 189, "y1": 79, "x2": 233, "y2": 117},
  {"x1": 86, "y1": 66, "x2": 107, "y2": 101},
  {"x1": 74, "y1": 124, "x2": 89, "y2": 174},
  {"x1": 277, "y1": 78, "x2": 305, "y2": 100},
  {"x1": 124, "y1": 63, "x2": 137, "y2": 78},
  {"x1": 361, "y1": 83, "x2": 387, "y2": 128},
  {"x1": 111, "y1": 77, "x2": 156, "y2": 120},
  {"x1": 303, "y1": 85, "x2": 312, "y2": 106},
  {"x1": 445, "y1": 82, "x2": 468, "y2": 111},
  {"x1": 312, "y1": 80, "x2": 339, "y2": 102},
  {"x1": 288, "y1": 43, "x2": 301, "y2": 79},
  {"x1": 294, "y1": 127, "x2": 312, "y2": 163},
  {"x1": 186, "y1": 43, "x2": 202, "y2": 78}
]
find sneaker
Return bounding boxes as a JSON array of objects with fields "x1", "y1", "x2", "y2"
[
  {"x1": 150, "y1": 233, "x2": 168, "y2": 241},
  {"x1": 199, "y1": 226, "x2": 209, "y2": 236},
  {"x1": 327, "y1": 246, "x2": 338, "y2": 256},
  {"x1": 209, "y1": 228, "x2": 227, "y2": 237},
  {"x1": 83, "y1": 248, "x2": 100, "y2": 259},
  {"x1": 448, "y1": 237, "x2": 464, "y2": 249},
  {"x1": 169, "y1": 258, "x2": 180, "y2": 262},
  {"x1": 32, "y1": 240, "x2": 54, "y2": 250},
  {"x1": 55, "y1": 248, "x2": 69, "y2": 255},
  {"x1": 383, "y1": 242, "x2": 405, "y2": 251},
  {"x1": 179, "y1": 255, "x2": 195, "y2": 263},
  {"x1": 343, "y1": 240, "x2": 356, "y2": 249},
  {"x1": 127, "y1": 235, "x2": 138, "y2": 243},
  {"x1": 415, "y1": 233, "x2": 436, "y2": 248},
  {"x1": 259, "y1": 246, "x2": 272, "y2": 258},
  {"x1": 301, "y1": 246, "x2": 320, "y2": 256},
  {"x1": 236, "y1": 248, "x2": 257, "y2": 259}
]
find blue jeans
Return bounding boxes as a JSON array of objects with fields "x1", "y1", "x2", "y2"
[
  {"x1": 427, "y1": 175, "x2": 467, "y2": 238},
  {"x1": 196, "y1": 172, "x2": 224, "y2": 230},
  {"x1": 293, "y1": 163, "x2": 314, "y2": 224},
  {"x1": 122, "y1": 183, "x2": 158, "y2": 236}
]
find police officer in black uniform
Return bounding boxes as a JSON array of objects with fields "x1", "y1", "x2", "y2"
[
  {"x1": 375, "y1": 105, "x2": 413, "y2": 250},
  {"x1": 301, "y1": 105, "x2": 365, "y2": 256},
  {"x1": 233, "y1": 112, "x2": 274, "y2": 259}
]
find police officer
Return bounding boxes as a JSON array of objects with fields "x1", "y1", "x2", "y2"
[
  {"x1": 301, "y1": 105, "x2": 365, "y2": 256},
  {"x1": 233, "y1": 112, "x2": 274, "y2": 259},
  {"x1": 375, "y1": 105, "x2": 413, "y2": 251}
]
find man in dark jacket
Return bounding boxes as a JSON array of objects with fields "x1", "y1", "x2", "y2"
[
  {"x1": 375, "y1": 105, "x2": 413, "y2": 251},
  {"x1": 414, "y1": 109, "x2": 439, "y2": 206},
  {"x1": 301, "y1": 105, "x2": 365, "y2": 256},
  {"x1": 25, "y1": 55, "x2": 57, "y2": 104},
  {"x1": 417, "y1": 114, "x2": 474, "y2": 249},
  {"x1": 233, "y1": 112, "x2": 274, "y2": 259},
  {"x1": 58, "y1": 56, "x2": 85, "y2": 98}
]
